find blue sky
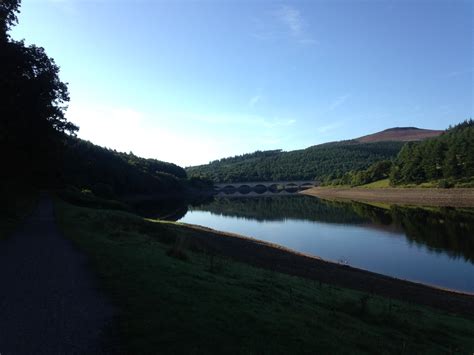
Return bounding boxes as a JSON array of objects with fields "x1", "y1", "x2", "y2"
[{"x1": 12, "y1": 0, "x2": 473, "y2": 166}]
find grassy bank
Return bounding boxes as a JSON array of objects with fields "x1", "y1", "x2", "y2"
[{"x1": 55, "y1": 199, "x2": 474, "y2": 354}]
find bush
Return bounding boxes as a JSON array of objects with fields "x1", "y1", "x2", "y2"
[{"x1": 438, "y1": 179, "x2": 454, "y2": 189}]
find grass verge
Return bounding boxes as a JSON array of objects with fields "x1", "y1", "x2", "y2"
[
  {"x1": 55, "y1": 199, "x2": 474, "y2": 354},
  {"x1": 359, "y1": 179, "x2": 391, "y2": 188}
]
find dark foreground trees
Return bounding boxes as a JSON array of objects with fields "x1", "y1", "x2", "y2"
[
  {"x1": 0, "y1": 0, "x2": 191, "y2": 197},
  {"x1": 1, "y1": 0, "x2": 78, "y2": 186}
]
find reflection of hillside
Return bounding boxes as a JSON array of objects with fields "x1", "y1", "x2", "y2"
[
  {"x1": 391, "y1": 206, "x2": 474, "y2": 263},
  {"x1": 191, "y1": 196, "x2": 368, "y2": 224},
  {"x1": 348, "y1": 202, "x2": 474, "y2": 263},
  {"x1": 132, "y1": 198, "x2": 189, "y2": 221},
  {"x1": 192, "y1": 195, "x2": 474, "y2": 263}
]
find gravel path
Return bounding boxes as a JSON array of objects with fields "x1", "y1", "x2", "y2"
[{"x1": 0, "y1": 194, "x2": 115, "y2": 354}]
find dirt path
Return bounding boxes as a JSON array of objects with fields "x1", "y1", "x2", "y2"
[
  {"x1": 302, "y1": 187, "x2": 474, "y2": 207},
  {"x1": 0, "y1": 194, "x2": 115, "y2": 354}
]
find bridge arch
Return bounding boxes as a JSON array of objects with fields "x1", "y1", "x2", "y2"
[
  {"x1": 237, "y1": 185, "x2": 252, "y2": 194},
  {"x1": 222, "y1": 185, "x2": 237, "y2": 194},
  {"x1": 284, "y1": 183, "x2": 299, "y2": 193},
  {"x1": 268, "y1": 184, "x2": 283, "y2": 193},
  {"x1": 254, "y1": 184, "x2": 268, "y2": 194}
]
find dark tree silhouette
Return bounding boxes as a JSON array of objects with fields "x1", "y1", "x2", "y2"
[
  {"x1": 1, "y1": 0, "x2": 78, "y2": 185},
  {"x1": 0, "y1": 0, "x2": 20, "y2": 40}
]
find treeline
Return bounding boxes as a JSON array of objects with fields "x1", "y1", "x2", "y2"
[
  {"x1": 187, "y1": 141, "x2": 404, "y2": 183},
  {"x1": 390, "y1": 120, "x2": 474, "y2": 186},
  {"x1": 62, "y1": 138, "x2": 188, "y2": 198},
  {"x1": 324, "y1": 160, "x2": 393, "y2": 186},
  {"x1": 325, "y1": 120, "x2": 474, "y2": 187}
]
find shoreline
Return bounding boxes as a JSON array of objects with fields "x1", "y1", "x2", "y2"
[
  {"x1": 301, "y1": 187, "x2": 474, "y2": 208},
  {"x1": 172, "y1": 221, "x2": 474, "y2": 317}
]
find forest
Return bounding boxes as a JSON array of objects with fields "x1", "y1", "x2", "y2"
[
  {"x1": 390, "y1": 120, "x2": 474, "y2": 186},
  {"x1": 328, "y1": 120, "x2": 474, "y2": 187},
  {"x1": 187, "y1": 141, "x2": 404, "y2": 183},
  {"x1": 61, "y1": 137, "x2": 188, "y2": 198}
]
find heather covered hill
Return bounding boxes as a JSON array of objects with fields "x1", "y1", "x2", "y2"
[{"x1": 356, "y1": 127, "x2": 443, "y2": 143}]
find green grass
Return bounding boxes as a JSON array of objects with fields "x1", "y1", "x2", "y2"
[
  {"x1": 359, "y1": 179, "x2": 391, "y2": 188},
  {"x1": 55, "y1": 199, "x2": 474, "y2": 354}
]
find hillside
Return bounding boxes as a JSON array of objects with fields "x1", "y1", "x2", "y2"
[
  {"x1": 391, "y1": 120, "x2": 474, "y2": 185},
  {"x1": 187, "y1": 127, "x2": 447, "y2": 183},
  {"x1": 62, "y1": 137, "x2": 187, "y2": 197},
  {"x1": 187, "y1": 140, "x2": 405, "y2": 183},
  {"x1": 356, "y1": 127, "x2": 443, "y2": 143}
]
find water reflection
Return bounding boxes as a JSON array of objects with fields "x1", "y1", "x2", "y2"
[
  {"x1": 136, "y1": 194, "x2": 474, "y2": 291},
  {"x1": 190, "y1": 196, "x2": 474, "y2": 264},
  {"x1": 132, "y1": 198, "x2": 189, "y2": 220}
]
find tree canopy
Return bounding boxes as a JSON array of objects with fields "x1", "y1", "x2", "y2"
[
  {"x1": 1, "y1": 0, "x2": 78, "y2": 185},
  {"x1": 390, "y1": 120, "x2": 474, "y2": 186},
  {"x1": 187, "y1": 141, "x2": 404, "y2": 183},
  {"x1": 0, "y1": 0, "x2": 20, "y2": 40}
]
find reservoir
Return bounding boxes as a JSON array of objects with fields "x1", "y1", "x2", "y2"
[{"x1": 176, "y1": 194, "x2": 474, "y2": 293}]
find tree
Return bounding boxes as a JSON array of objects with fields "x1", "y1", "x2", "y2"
[
  {"x1": 0, "y1": 0, "x2": 78, "y2": 185},
  {"x1": 389, "y1": 120, "x2": 474, "y2": 185},
  {"x1": 0, "y1": 0, "x2": 20, "y2": 40}
]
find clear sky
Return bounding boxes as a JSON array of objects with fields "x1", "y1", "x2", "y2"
[{"x1": 11, "y1": 0, "x2": 473, "y2": 167}]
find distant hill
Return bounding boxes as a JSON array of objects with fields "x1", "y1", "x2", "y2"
[
  {"x1": 356, "y1": 127, "x2": 443, "y2": 143},
  {"x1": 187, "y1": 140, "x2": 405, "y2": 183},
  {"x1": 187, "y1": 126, "x2": 447, "y2": 183}
]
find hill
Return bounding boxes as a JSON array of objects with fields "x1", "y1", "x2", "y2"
[
  {"x1": 356, "y1": 127, "x2": 442, "y2": 143},
  {"x1": 61, "y1": 137, "x2": 188, "y2": 197},
  {"x1": 187, "y1": 140, "x2": 405, "y2": 183},
  {"x1": 187, "y1": 127, "x2": 446, "y2": 183}
]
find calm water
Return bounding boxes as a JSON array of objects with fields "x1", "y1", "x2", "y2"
[{"x1": 175, "y1": 194, "x2": 474, "y2": 293}]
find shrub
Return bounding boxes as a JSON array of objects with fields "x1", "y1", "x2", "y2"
[{"x1": 438, "y1": 179, "x2": 454, "y2": 189}]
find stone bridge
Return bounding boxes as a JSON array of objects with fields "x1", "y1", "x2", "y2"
[{"x1": 214, "y1": 180, "x2": 319, "y2": 193}]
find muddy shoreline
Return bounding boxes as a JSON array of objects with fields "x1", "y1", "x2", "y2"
[{"x1": 301, "y1": 187, "x2": 474, "y2": 208}]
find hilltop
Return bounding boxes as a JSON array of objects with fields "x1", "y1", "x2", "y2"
[{"x1": 356, "y1": 127, "x2": 443, "y2": 143}]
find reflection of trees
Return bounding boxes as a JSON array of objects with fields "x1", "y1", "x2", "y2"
[
  {"x1": 132, "y1": 196, "x2": 214, "y2": 221},
  {"x1": 389, "y1": 206, "x2": 474, "y2": 263},
  {"x1": 132, "y1": 199, "x2": 188, "y2": 221},
  {"x1": 192, "y1": 196, "x2": 474, "y2": 263},
  {"x1": 347, "y1": 202, "x2": 474, "y2": 263},
  {"x1": 191, "y1": 196, "x2": 367, "y2": 224}
]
